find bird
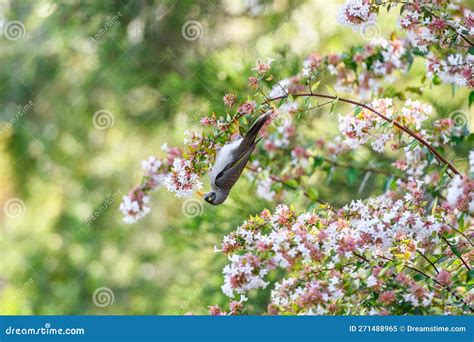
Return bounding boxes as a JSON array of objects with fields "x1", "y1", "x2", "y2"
[{"x1": 201, "y1": 112, "x2": 271, "y2": 205}]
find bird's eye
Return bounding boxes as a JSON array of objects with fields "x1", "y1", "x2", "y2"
[{"x1": 204, "y1": 192, "x2": 216, "y2": 204}]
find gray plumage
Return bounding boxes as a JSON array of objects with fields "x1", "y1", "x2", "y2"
[{"x1": 203, "y1": 112, "x2": 271, "y2": 205}]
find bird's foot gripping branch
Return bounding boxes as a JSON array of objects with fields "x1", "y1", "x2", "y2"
[{"x1": 121, "y1": 0, "x2": 474, "y2": 315}]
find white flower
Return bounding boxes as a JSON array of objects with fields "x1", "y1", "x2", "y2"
[{"x1": 366, "y1": 274, "x2": 378, "y2": 287}]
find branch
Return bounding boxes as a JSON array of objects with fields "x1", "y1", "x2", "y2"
[
  {"x1": 354, "y1": 252, "x2": 472, "y2": 312},
  {"x1": 265, "y1": 93, "x2": 461, "y2": 177},
  {"x1": 441, "y1": 236, "x2": 471, "y2": 270}
]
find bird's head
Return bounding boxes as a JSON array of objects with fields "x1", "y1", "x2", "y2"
[{"x1": 201, "y1": 190, "x2": 228, "y2": 205}]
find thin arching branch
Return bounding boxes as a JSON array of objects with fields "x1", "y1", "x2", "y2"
[{"x1": 265, "y1": 93, "x2": 461, "y2": 176}]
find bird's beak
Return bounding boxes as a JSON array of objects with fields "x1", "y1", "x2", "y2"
[{"x1": 196, "y1": 191, "x2": 204, "y2": 197}]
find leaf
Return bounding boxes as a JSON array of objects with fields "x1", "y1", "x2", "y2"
[
  {"x1": 469, "y1": 91, "x2": 474, "y2": 107},
  {"x1": 345, "y1": 167, "x2": 359, "y2": 186},
  {"x1": 439, "y1": 163, "x2": 449, "y2": 178},
  {"x1": 407, "y1": 139, "x2": 419, "y2": 151},
  {"x1": 449, "y1": 243, "x2": 461, "y2": 258},
  {"x1": 325, "y1": 85, "x2": 338, "y2": 97},
  {"x1": 311, "y1": 80, "x2": 321, "y2": 93},
  {"x1": 306, "y1": 187, "x2": 319, "y2": 202},
  {"x1": 313, "y1": 156, "x2": 324, "y2": 168},
  {"x1": 467, "y1": 269, "x2": 474, "y2": 285},
  {"x1": 283, "y1": 179, "x2": 299, "y2": 189},
  {"x1": 354, "y1": 107, "x2": 362, "y2": 116},
  {"x1": 431, "y1": 197, "x2": 438, "y2": 215}
]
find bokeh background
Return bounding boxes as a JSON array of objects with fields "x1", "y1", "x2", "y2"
[{"x1": 0, "y1": 0, "x2": 472, "y2": 315}]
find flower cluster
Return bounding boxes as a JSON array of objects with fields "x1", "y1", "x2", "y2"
[
  {"x1": 214, "y1": 179, "x2": 472, "y2": 313},
  {"x1": 337, "y1": 0, "x2": 474, "y2": 88}
]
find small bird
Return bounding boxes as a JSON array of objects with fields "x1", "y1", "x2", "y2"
[{"x1": 202, "y1": 112, "x2": 271, "y2": 205}]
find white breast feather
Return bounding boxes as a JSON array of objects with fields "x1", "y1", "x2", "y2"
[{"x1": 210, "y1": 138, "x2": 242, "y2": 185}]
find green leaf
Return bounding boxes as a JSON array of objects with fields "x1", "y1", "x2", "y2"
[
  {"x1": 469, "y1": 91, "x2": 474, "y2": 107},
  {"x1": 283, "y1": 179, "x2": 299, "y2": 189},
  {"x1": 313, "y1": 156, "x2": 324, "y2": 168},
  {"x1": 306, "y1": 187, "x2": 319, "y2": 202},
  {"x1": 325, "y1": 85, "x2": 338, "y2": 97},
  {"x1": 345, "y1": 167, "x2": 359, "y2": 186},
  {"x1": 467, "y1": 269, "x2": 474, "y2": 284},
  {"x1": 449, "y1": 243, "x2": 461, "y2": 258},
  {"x1": 354, "y1": 107, "x2": 362, "y2": 116},
  {"x1": 407, "y1": 139, "x2": 419, "y2": 151}
]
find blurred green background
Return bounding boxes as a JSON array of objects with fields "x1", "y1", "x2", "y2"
[{"x1": 0, "y1": 0, "x2": 472, "y2": 315}]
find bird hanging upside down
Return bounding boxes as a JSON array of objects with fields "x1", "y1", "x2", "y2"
[{"x1": 200, "y1": 112, "x2": 271, "y2": 205}]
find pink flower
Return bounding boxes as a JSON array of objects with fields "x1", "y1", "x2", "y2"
[
  {"x1": 253, "y1": 58, "x2": 274, "y2": 74},
  {"x1": 436, "y1": 270, "x2": 453, "y2": 287},
  {"x1": 248, "y1": 76, "x2": 258, "y2": 88},
  {"x1": 378, "y1": 291, "x2": 396, "y2": 305},
  {"x1": 223, "y1": 93, "x2": 236, "y2": 108},
  {"x1": 200, "y1": 116, "x2": 215, "y2": 126},
  {"x1": 237, "y1": 101, "x2": 256, "y2": 115},
  {"x1": 208, "y1": 305, "x2": 224, "y2": 315}
]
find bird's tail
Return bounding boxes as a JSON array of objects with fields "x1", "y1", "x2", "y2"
[{"x1": 242, "y1": 112, "x2": 271, "y2": 147}]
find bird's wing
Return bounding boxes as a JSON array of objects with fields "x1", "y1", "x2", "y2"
[
  {"x1": 210, "y1": 139, "x2": 242, "y2": 185},
  {"x1": 214, "y1": 139, "x2": 260, "y2": 189},
  {"x1": 233, "y1": 112, "x2": 270, "y2": 157}
]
